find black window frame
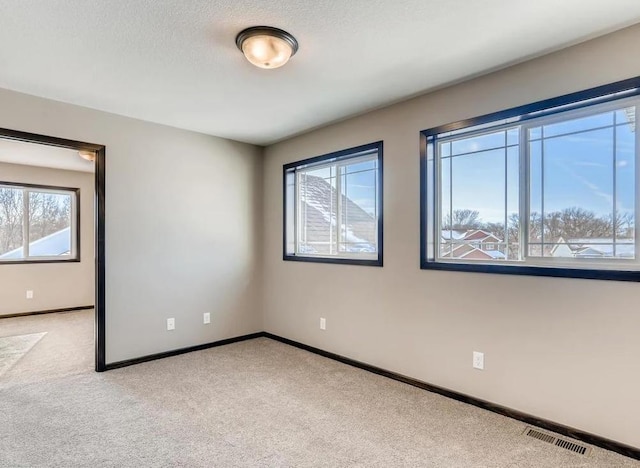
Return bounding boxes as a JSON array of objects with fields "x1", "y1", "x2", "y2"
[
  {"x1": 283, "y1": 141, "x2": 384, "y2": 267},
  {"x1": 420, "y1": 76, "x2": 640, "y2": 282},
  {"x1": 0, "y1": 180, "x2": 81, "y2": 265}
]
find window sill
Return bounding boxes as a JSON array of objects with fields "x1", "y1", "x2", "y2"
[
  {"x1": 283, "y1": 254, "x2": 382, "y2": 267},
  {"x1": 0, "y1": 258, "x2": 80, "y2": 265},
  {"x1": 421, "y1": 260, "x2": 640, "y2": 282}
]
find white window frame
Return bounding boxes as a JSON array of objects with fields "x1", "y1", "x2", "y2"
[{"x1": 0, "y1": 182, "x2": 79, "y2": 263}]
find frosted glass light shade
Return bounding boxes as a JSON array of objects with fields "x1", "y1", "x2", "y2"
[
  {"x1": 78, "y1": 150, "x2": 96, "y2": 162},
  {"x1": 242, "y1": 35, "x2": 292, "y2": 69},
  {"x1": 236, "y1": 27, "x2": 298, "y2": 70}
]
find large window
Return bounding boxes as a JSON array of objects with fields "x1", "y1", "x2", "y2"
[
  {"x1": 284, "y1": 142, "x2": 383, "y2": 266},
  {"x1": 0, "y1": 182, "x2": 79, "y2": 263},
  {"x1": 421, "y1": 78, "x2": 640, "y2": 280}
]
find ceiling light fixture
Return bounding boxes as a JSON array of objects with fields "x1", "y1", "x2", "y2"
[
  {"x1": 235, "y1": 26, "x2": 298, "y2": 69},
  {"x1": 78, "y1": 150, "x2": 96, "y2": 162}
]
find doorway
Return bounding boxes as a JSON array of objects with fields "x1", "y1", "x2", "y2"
[{"x1": 0, "y1": 128, "x2": 105, "y2": 372}]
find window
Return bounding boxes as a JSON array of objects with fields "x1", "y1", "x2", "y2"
[
  {"x1": 284, "y1": 142, "x2": 383, "y2": 266},
  {"x1": 0, "y1": 182, "x2": 79, "y2": 263},
  {"x1": 421, "y1": 77, "x2": 640, "y2": 280}
]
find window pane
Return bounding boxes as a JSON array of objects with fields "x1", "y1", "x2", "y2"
[
  {"x1": 528, "y1": 138, "x2": 543, "y2": 256},
  {"x1": 426, "y1": 141, "x2": 436, "y2": 259},
  {"x1": 506, "y1": 145, "x2": 520, "y2": 260},
  {"x1": 439, "y1": 130, "x2": 514, "y2": 261},
  {"x1": 0, "y1": 186, "x2": 24, "y2": 259},
  {"x1": 529, "y1": 126, "x2": 542, "y2": 141},
  {"x1": 339, "y1": 164, "x2": 377, "y2": 253},
  {"x1": 441, "y1": 141, "x2": 451, "y2": 158},
  {"x1": 615, "y1": 120, "x2": 635, "y2": 259},
  {"x1": 451, "y1": 131, "x2": 505, "y2": 155},
  {"x1": 284, "y1": 171, "x2": 296, "y2": 254},
  {"x1": 543, "y1": 111, "x2": 614, "y2": 138},
  {"x1": 529, "y1": 117, "x2": 632, "y2": 259},
  {"x1": 28, "y1": 191, "x2": 73, "y2": 257},
  {"x1": 345, "y1": 159, "x2": 376, "y2": 174},
  {"x1": 439, "y1": 156, "x2": 451, "y2": 257},
  {"x1": 297, "y1": 168, "x2": 338, "y2": 255}
]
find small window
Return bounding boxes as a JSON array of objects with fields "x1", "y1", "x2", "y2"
[
  {"x1": 284, "y1": 142, "x2": 383, "y2": 266},
  {"x1": 421, "y1": 77, "x2": 640, "y2": 281},
  {"x1": 0, "y1": 182, "x2": 79, "y2": 263}
]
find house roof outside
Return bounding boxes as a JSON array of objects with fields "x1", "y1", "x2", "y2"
[
  {"x1": 440, "y1": 231, "x2": 637, "y2": 260},
  {"x1": 441, "y1": 243, "x2": 506, "y2": 260},
  {"x1": 462, "y1": 230, "x2": 501, "y2": 242},
  {"x1": 441, "y1": 229, "x2": 501, "y2": 243},
  {"x1": 441, "y1": 230, "x2": 467, "y2": 241},
  {"x1": 298, "y1": 175, "x2": 376, "y2": 254},
  {"x1": 550, "y1": 237, "x2": 635, "y2": 258},
  {"x1": 0, "y1": 227, "x2": 71, "y2": 259},
  {"x1": 484, "y1": 250, "x2": 507, "y2": 259},
  {"x1": 440, "y1": 229, "x2": 506, "y2": 259}
]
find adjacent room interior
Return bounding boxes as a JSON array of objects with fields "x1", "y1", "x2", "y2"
[
  {"x1": 1, "y1": 1, "x2": 640, "y2": 467},
  {"x1": 0, "y1": 138, "x2": 96, "y2": 385}
]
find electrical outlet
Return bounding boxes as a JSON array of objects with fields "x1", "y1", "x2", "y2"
[
  {"x1": 26, "y1": 290, "x2": 34, "y2": 299},
  {"x1": 203, "y1": 312, "x2": 211, "y2": 324},
  {"x1": 473, "y1": 351, "x2": 484, "y2": 370},
  {"x1": 167, "y1": 318, "x2": 175, "y2": 331},
  {"x1": 320, "y1": 317, "x2": 326, "y2": 330}
]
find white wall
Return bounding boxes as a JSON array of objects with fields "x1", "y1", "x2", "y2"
[
  {"x1": 263, "y1": 24, "x2": 640, "y2": 447},
  {"x1": 0, "y1": 89, "x2": 263, "y2": 363},
  {"x1": 0, "y1": 162, "x2": 94, "y2": 316}
]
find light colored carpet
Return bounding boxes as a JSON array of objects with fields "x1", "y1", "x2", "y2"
[
  {"x1": 0, "y1": 332, "x2": 47, "y2": 377},
  {"x1": 0, "y1": 337, "x2": 637, "y2": 467},
  {"x1": 0, "y1": 309, "x2": 94, "y2": 385}
]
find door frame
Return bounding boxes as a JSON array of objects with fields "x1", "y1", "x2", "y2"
[{"x1": 0, "y1": 127, "x2": 106, "y2": 371}]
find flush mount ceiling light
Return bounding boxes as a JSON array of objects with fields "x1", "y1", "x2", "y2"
[
  {"x1": 78, "y1": 150, "x2": 96, "y2": 162},
  {"x1": 235, "y1": 26, "x2": 298, "y2": 69}
]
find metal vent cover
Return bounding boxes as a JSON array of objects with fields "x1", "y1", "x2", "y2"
[{"x1": 523, "y1": 427, "x2": 592, "y2": 456}]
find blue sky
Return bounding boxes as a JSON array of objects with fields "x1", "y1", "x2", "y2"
[
  {"x1": 439, "y1": 105, "x2": 636, "y2": 226},
  {"x1": 343, "y1": 159, "x2": 377, "y2": 216}
]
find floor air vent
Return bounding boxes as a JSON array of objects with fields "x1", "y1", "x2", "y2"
[{"x1": 523, "y1": 427, "x2": 591, "y2": 456}]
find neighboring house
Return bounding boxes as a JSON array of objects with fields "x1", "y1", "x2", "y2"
[
  {"x1": 440, "y1": 229, "x2": 505, "y2": 259},
  {"x1": 550, "y1": 237, "x2": 635, "y2": 259},
  {"x1": 460, "y1": 230, "x2": 502, "y2": 250},
  {"x1": 0, "y1": 227, "x2": 71, "y2": 259},
  {"x1": 298, "y1": 175, "x2": 376, "y2": 254},
  {"x1": 441, "y1": 243, "x2": 506, "y2": 260}
]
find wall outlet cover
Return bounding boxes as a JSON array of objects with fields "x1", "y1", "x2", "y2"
[{"x1": 473, "y1": 351, "x2": 484, "y2": 370}]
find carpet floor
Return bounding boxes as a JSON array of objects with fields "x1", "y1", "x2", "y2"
[
  {"x1": 0, "y1": 337, "x2": 638, "y2": 467},
  {"x1": 0, "y1": 309, "x2": 94, "y2": 386}
]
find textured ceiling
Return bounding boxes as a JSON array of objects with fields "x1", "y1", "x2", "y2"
[{"x1": 0, "y1": 1, "x2": 639, "y2": 145}]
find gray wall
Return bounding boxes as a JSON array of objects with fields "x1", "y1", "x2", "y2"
[
  {"x1": 263, "y1": 24, "x2": 640, "y2": 447},
  {"x1": 0, "y1": 89, "x2": 264, "y2": 363},
  {"x1": 0, "y1": 162, "x2": 94, "y2": 316}
]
